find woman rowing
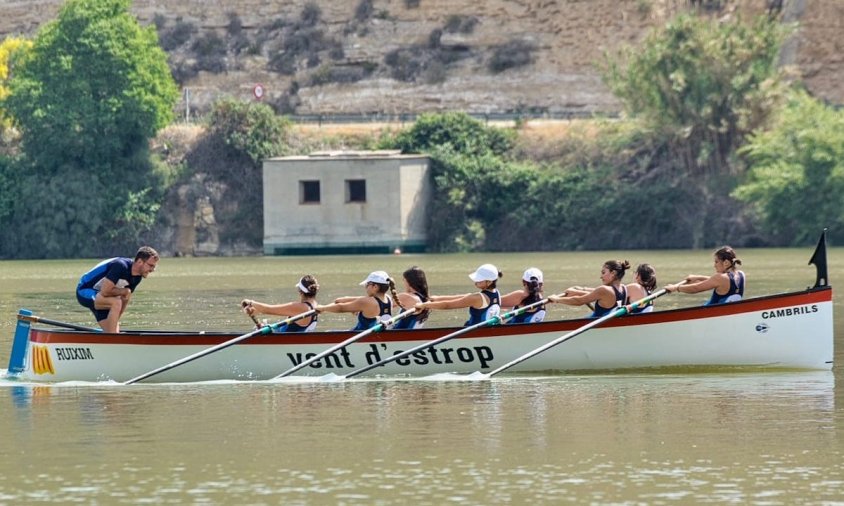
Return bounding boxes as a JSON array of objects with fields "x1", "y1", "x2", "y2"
[
  {"x1": 665, "y1": 246, "x2": 745, "y2": 305},
  {"x1": 549, "y1": 260, "x2": 630, "y2": 317},
  {"x1": 500, "y1": 267, "x2": 546, "y2": 324},
  {"x1": 392, "y1": 266, "x2": 430, "y2": 330},
  {"x1": 241, "y1": 275, "x2": 320, "y2": 332},
  {"x1": 415, "y1": 263, "x2": 502, "y2": 326},
  {"x1": 316, "y1": 270, "x2": 399, "y2": 330},
  {"x1": 625, "y1": 264, "x2": 657, "y2": 313}
]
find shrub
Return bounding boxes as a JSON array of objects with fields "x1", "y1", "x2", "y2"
[
  {"x1": 489, "y1": 39, "x2": 536, "y2": 73},
  {"x1": 159, "y1": 17, "x2": 196, "y2": 51},
  {"x1": 355, "y1": 0, "x2": 374, "y2": 21},
  {"x1": 301, "y1": 3, "x2": 322, "y2": 26},
  {"x1": 733, "y1": 90, "x2": 844, "y2": 245},
  {"x1": 389, "y1": 112, "x2": 515, "y2": 157}
]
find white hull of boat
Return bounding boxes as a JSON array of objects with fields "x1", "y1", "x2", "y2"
[{"x1": 7, "y1": 288, "x2": 834, "y2": 383}]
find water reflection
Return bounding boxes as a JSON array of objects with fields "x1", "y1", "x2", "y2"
[{"x1": 0, "y1": 371, "x2": 839, "y2": 503}]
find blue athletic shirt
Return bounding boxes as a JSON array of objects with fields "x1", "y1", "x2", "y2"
[
  {"x1": 706, "y1": 271, "x2": 745, "y2": 305},
  {"x1": 77, "y1": 257, "x2": 142, "y2": 294},
  {"x1": 508, "y1": 295, "x2": 546, "y2": 324},
  {"x1": 591, "y1": 284, "x2": 627, "y2": 318},
  {"x1": 626, "y1": 286, "x2": 654, "y2": 314},
  {"x1": 392, "y1": 292, "x2": 428, "y2": 330},
  {"x1": 276, "y1": 302, "x2": 318, "y2": 332},
  {"x1": 352, "y1": 296, "x2": 392, "y2": 331},
  {"x1": 465, "y1": 289, "x2": 501, "y2": 326}
]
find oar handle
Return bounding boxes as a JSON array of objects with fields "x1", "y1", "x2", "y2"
[
  {"x1": 241, "y1": 300, "x2": 263, "y2": 329},
  {"x1": 125, "y1": 309, "x2": 317, "y2": 385},
  {"x1": 273, "y1": 308, "x2": 417, "y2": 379}
]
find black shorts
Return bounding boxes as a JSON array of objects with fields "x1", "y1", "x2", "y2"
[{"x1": 76, "y1": 288, "x2": 111, "y2": 322}]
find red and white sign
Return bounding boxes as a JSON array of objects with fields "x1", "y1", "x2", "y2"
[{"x1": 253, "y1": 83, "x2": 265, "y2": 100}]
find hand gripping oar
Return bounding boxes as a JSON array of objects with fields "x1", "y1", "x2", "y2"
[
  {"x1": 124, "y1": 309, "x2": 317, "y2": 385},
  {"x1": 483, "y1": 282, "x2": 684, "y2": 378},
  {"x1": 344, "y1": 296, "x2": 557, "y2": 379},
  {"x1": 17, "y1": 313, "x2": 101, "y2": 332},
  {"x1": 272, "y1": 308, "x2": 417, "y2": 379},
  {"x1": 241, "y1": 301, "x2": 263, "y2": 330}
]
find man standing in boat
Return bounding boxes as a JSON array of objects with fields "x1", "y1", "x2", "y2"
[{"x1": 75, "y1": 246, "x2": 160, "y2": 333}]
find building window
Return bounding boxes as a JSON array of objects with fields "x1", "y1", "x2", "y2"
[
  {"x1": 299, "y1": 180, "x2": 321, "y2": 204},
  {"x1": 346, "y1": 179, "x2": 366, "y2": 203}
]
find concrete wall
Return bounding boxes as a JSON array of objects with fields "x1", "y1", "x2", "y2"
[{"x1": 263, "y1": 152, "x2": 430, "y2": 255}]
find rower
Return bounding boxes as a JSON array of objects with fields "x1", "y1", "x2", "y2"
[
  {"x1": 665, "y1": 246, "x2": 745, "y2": 305},
  {"x1": 415, "y1": 263, "x2": 502, "y2": 327},
  {"x1": 548, "y1": 260, "x2": 630, "y2": 318},
  {"x1": 316, "y1": 271, "x2": 397, "y2": 331}
]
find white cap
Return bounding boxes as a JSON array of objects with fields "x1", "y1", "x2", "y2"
[
  {"x1": 469, "y1": 264, "x2": 500, "y2": 282},
  {"x1": 522, "y1": 267, "x2": 543, "y2": 283},
  {"x1": 360, "y1": 270, "x2": 390, "y2": 286}
]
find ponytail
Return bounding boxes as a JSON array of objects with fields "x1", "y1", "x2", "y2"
[
  {"x1": 403, "y1": 266, "x2": 430, "y2": 324},
  {"x1": 388, "y1": 278, "x2": 405, "y2": 311},
  {"x1": 298, "y1": 275, "x2": 320, "y2": 297},
  {"x1": 521, "y1": 279, "x2": 543, "y2": 306},
  {"x1": 604, "y1": 259, "x2": 631, "y2": 281},
  {"x1": 715, "y1": 246, "x2": 741, "y2": 269},
  {"x1": 635, "y1": 264, "x2": 656, "y2": 292}
]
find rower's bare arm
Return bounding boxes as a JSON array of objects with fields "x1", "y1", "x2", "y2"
[
  {"x1": 678, "y1": 275, "x2": 722, "y2": 294},
  {"x1": 429, "y1": 293, "x2": 470, "y2": 302},
  {"x1": 499, "y1": 289, "x2": 527, "y2": 308},
  {"x1": 100, "y1": 278, "x2": 129, "y2": 297},
  {"x1": 563, "y1": 286, "x2": 590, "y2": 297},
  {"x1": 421, "y1": 293, "x2": 481, "y2": 310},
  {"x1": 318, "y1": 297, "x2": 370, "y2": 314},
  {"x1": 550, "y1": 286, "x2": 601, "y2": 306},
  {"x1": 248, "y1": 301, "x2": 301, "y2": 317}
]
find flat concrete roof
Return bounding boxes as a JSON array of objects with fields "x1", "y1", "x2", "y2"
[{"x1": 266, "y1": 150, "x2": 429, "y2": 161}]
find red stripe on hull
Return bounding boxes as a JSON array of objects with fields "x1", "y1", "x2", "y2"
[{"x1": 28, "y1": 288, "x2": 831, "y2": 347}]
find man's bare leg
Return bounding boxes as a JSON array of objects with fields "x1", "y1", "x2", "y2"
[{"x1": 94, "y1": 294, "x2": 124, "y2": 333}]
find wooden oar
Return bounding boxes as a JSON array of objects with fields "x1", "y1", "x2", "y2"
[
  {"x1": 344, "y1": 296, "x2": 557, "y2": 379},
  {"x1": 241, "y1": 301, "x2": 263, "y2": 330},
  {"x1": 272, "y1": 308, "x2": 417, "y2": 379},
  {"x1": 124, "y1": 309, "x2": 317, "y2": 385},
  {"x1": 17, "y1": 313, "x2": 100, "y2": 332},
  {"x1": 483, "y1": 283, "x2": 683, "y2": 378}
]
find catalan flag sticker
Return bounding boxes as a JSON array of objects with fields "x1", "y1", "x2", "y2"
[{"x1": 31, "y1": 346, "x2": 55, "y2": 375}]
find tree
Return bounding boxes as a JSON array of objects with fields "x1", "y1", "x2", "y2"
[
  {"x1": 186, "y1": 98, "x2": 290, "y2": 247},
  {"x1": 0, "y1": 37, "x2": 32, "y2": 131},
  {"x1": 733, "y1": 90, "x2": 844, "y2": 245},
  {"x1": 0, "y1": 0, "x2": 178, "y2": 258},
  {"x1": 603, "y1": 14, "x2": 788, "y2": 175},
  {"x1": 5, "y1": 0, "x2": 177, "y2": 173}
]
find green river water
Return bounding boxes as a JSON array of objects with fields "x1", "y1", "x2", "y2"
[{"x1": 0, "y1": 248, "x2": 841, "y2": 504}]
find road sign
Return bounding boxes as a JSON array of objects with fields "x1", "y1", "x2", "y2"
[{"x1": 253, "y1": 83, "x2": 265, "y2": 100}]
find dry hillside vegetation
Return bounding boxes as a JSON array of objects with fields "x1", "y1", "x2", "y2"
[{"x1": 1, "y1": 0, "x2": 840, "y2": 116}]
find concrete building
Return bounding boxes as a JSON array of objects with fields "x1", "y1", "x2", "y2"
[{"x1": 262, "y1": 151, "x2": 431, "y2": 255}]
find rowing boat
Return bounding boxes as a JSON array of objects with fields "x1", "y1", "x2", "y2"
[{"x1": 4, "y1": 236, "x2": 834, "y2": 383}]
